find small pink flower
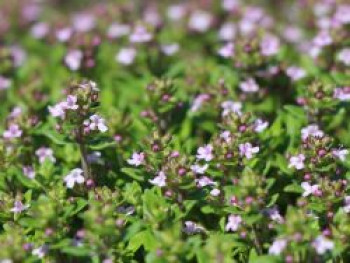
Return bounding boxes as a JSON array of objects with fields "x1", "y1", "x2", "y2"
[
  {"x1": 64, "y1": 49, "x2": 83, "y2": 71},
  {"x1": 337, "y1": 48, "x2": 350, "y2": 65},
  {"x1": 72, "y1": 13, "x2": 95, "y2": 32},
  {"x1": 218, "y1": 22, "x2": 236, "y2": 41},
  {"x1": 220, "y1": 130, "x2": 232, "y2": 143},
  {"x1": 3, "y1": 124, "x2": 22, "y2": 139},
  {"x1": 127, "y1": 152, "x2": 145, "y2": 166},
  {"x1": 64, "y1": 168, "x2": 85, "y2": 188},
  {"x1": 184, "y1": 221, "x2": 204, "y2": 234},
  {"x1": 191, "y1": 163, "x2": 208, "y2": 174},
  {"x1": 107, "y1": 23, "x2": 130, "y2": 39},
  {"x1": 301, "y1": 182, "x2": 319, "y2": 197},
  {"x1": 35, "y1": 147, "x2": 56, "y2": 164},
  {"x1": 116, "y1": 47, "x2": 136, "y2": 65},
  {"x1": 286, "y1": 66, "x2": 306, "y2": 81},
  {"x1": 190, "y1": 94, "x2": 210, "y2": 112},
  {"x1": 149, "y1": 171, "x2": 166, "y2": 187},
  {"x1": 218, "y1": 42, "x2": 234, "y2": 58},
  {"x1": 334, "y1": 87, "x2": 350, "y2": 101},
  {"x1": 288, "y1": 154, "x2": 305, "y2": 170},
  {"x1": 221, "y1": 100, "x2": 242, "y2": 116},
  {"x1": 269, "y1": 239, "x2": 287, "y2": 255},
  {"x1": 196, "y1": 176, "x2": 216, "y2": 187},
  {"x1": 332, "y1": 149, "x2": 348, "y2": 161},
  {"x1": 55, "y1": 27, "x2": 72, "y2": 42},
  {"x1": 239, "y1": 78, "x2": 259, "y2": 93},
  {"x1": 63, "y1": 95, "x2": 79, "y2": 110},
  {"x1": 222, "y1": 0, "x2": 241, "y2": 11},
  {"x1": 167, "y1": 4, "x2": 186, "y2": 21},
  {"x1": 30, "y1": 22, "x2": 49, "y2": 39},
  {"x1": 85, "y1": 114, "x2": 108, "y2": 133},
  {"x1": 260, "y1": 34, "x2": 280, "y2": 56},
  {"x1": 161, "y1": 43, "x2": 180, "y2": 56},
  {"x1": 129, "y1": 25, "x2": 153, "y2": 43},
  {"x1": 10, "y1": 200, "x2": 29, "y2": 213},
  {"x1": 254, "y1": 119, "x2": 268, "y2": 133},
  {"x1": 239, "y1": 143, "x2": 259, "y2": 159},
  {"x1": 188, "y1": 11, "x2": 212, "y2": 32},
  {"x1": 32, "y1": 245, "x2": 49, "y2": 258},
  {"x1": 312, "y1": 235, "x2": 334, "y2": 255},
  {"x1": 23, "y1": 166, "x2": 35, "y2": 179},
  {"x1": 313, "y1": 31, "x2": 332, "y2": 47},
  {"x1": 343, "y1": 196, "x2": 350, "y2": 213},
  {"x1": 0, "y1": 76, "x2": 11, "y2": 90},
  {"x1": 210, "y1": 188, "x2": 221, "y2": 196},
  {"x1": 48, "y1": 102, "x2": 66, "y2": 119},
  {"x1": 301, "y1": 125, "x2": 324, "y2": 140},
  {"x1": 196, "y1": 144, "x2": 214, "y2": 161},
  {"x1": 225, "y1": 215, "x2": 242, "y2": 232}
]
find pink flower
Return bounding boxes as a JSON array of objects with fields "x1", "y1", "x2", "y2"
[
  {"x1": 48, "y1": 102, "x2": 66, "y2": 119},
  {"x1": 286, "y1": 66, "x2": 306, "y2": 81},
  {"x1": 239, "y1": 78, "x2": 259, "y2": 93},
  {"x1": 218, "y1": 22, "x2": 236, "y2": 41},
  {"x1": 3, "y1": 124, "x2": 22, "y2": 139},
  {"x1": 10, "y1": 201, "x2": 29, "y2": 213},
  {"x1": 167, "y1": 4, "x2": 186, "y2": 21},
  {"x1": 269, "y1": 239, "x2": 287, "y2": 255},
  {"x1": 301, "y1": 182, "x2": 319, "y2": 197},
  {"x1": 191, "y1": 163, "x2": 209, "y2": 174},
  {"x1": 188, "y1": 11, "x2": 212, "y2": 32},
  {"x1": 72, "y1": 13, "x2": 95, "y2": 32},
  {"x1": 0, "y1": 76, "x2": 11, "y2": 90},
  {"x1": 337, "y1": 48, "x2": 350, "y2": 65},
  {"x1": 343, "y1": 196, "x2": 350, "y2": 213},
  {"x1": 107, "y1": 23, "x2": 130, "y2": 39},
  {"x1": 225, "y1": 215, "x2": 242, "y2": 232},
  {"x1": 184, "y1": 221, "x2": 204, "y2": 234},
  {"x1": 334, "y1": 5, "x2": 350, "y2": 25},
  {"x1": 196, "y1": 176, "x2": 216, "y2": 187},
  {"x1": 64, "y1": 168, "x2": 85, "y2": 188},
  {"x1": 332, "y1": 149, "x2": 348, "y2": 161},
  {"x1": 221, "y1": 100, "x2": 242, "y2": 116},
  {"x1": 288, "y1": 154, "x2": 305, "y2": 170},
  {"x1": 32, "y1": 245, "x2": 49, "y2": 258},
  {"x1": 129, "y1": 25, "x2": 153, "y2": 43},
  {"x1": 55, "y1": 27, "x2": 72, "y2": 42},
  {"x1": 210, "y1": 188, "x2": 221, "y2": 196},
  {"x1": 64, "y1": 49, "x2": 83, "y2": 71},
  {"x1": 254, "y1": 119, "x2": 268, "y2": 133},
  {"x1": 301, "y1": 125, "x2": 324, "y2": 140},
  {"x1": 127, "y1": 152, "x2": 145, "y2": 166},
  {"x1": 218, "y1": 42, "x2": 234, "y2": 58},
  {"x1": 149, "y1": 171, "x2": 167, "y2": 187},
  {"x1": 222, "y1": 0, "x2": 241, "y2": 11},
  {"x1": 260, "y1": 34, "x2": 280, "y2": 56},
  {"x1": 30, "y1": 22, "x2": 49, "y2": 39},
  {"x1": 161, "y1": 43, "x2": 180, "y2": 56},
  {"x1": 85, "y1": 114, "x2": 108, "y2": 133},
  {"x1": 239, "y1": 143, "x2": 259, "y2": 159},
  {"x1": 190, "y1": 94, "x2": 210, "y2": 112},
  {"x1": 312, "y1": 235, "x2": 334, "y2": 255},
  {"x1": 196, "y1": 144, "x2": 214, "y2": 161},
  {"x1": 63, "y1": 95, "x2": 79, "y2": 110},
  {"x1": 35, "y1": 147, "x2": 56, "y2": 164},
  {"x1": 23, "y1": 166, "x2": 35, "y2": 179},
  {"x1": 116, "y1": 48, "x2": 136, "y2": 65},
  {"x1": 313, "y1": 31, "x2": 332, "y2": 47},
  {"x1": 334, "y1": 87, "x2": 350, "y2": 101},
  {"x1": 220, "y1": 130, "x2": 232, "y2": 143}
]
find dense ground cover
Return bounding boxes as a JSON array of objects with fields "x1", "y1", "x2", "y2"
[{"x1": 1, "y1": 0, "x2": 350, "y2": 262}]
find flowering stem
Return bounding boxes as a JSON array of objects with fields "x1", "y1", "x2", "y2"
[{"x1": 79, "y1": 143, "x2": 90, "y2": 180}]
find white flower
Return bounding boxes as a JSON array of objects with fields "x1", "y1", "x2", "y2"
[
  {"x1": 332, "y1": 149, "x2": 348, "y2": 161},
  {"x1": 221, "y1": 101, "x2": 242, "y2": 116},
  {"x1": 149, "y1": 171, "x2": 167, "y2": 187},
  {"x1": 86, "y1": 114, "x2": 108, "y2": 133},
  {"x1": 301, "y1": 182, "x2": 319, "y2": 197},
  {"x1": 64, "y1": 168, "x2": 85, "y2": 188},
  {"x1": 239, "y1": 143, "x2": 259, "y2": 159},
  {"x1": 225, "y1": 215, "x2": 242, "y2": 232},
  {"x1": 239, "y1": 78, "x2": 259, "y2": 93},
  {"x1": 343, "y1": 196, "x2": 350, "y2": 213},
  {"x1": 188, "y1": 11, "x2": 212, "y2": 32},
  {"x1": 161, "y1": 43, "x2": 180, "y2": 56},
  {"x1": 269, "y1": 239, "x2": 287, "y2": 255},
  {"x1": 196, "y1": 144, "x2": 214, "y2": 161},
  {"x1": 312, "y1": 235, "x2": 334, "y2": 255},
  {"x1": 288, "y1": 154, "x2": 305, "y2": 170},
  {"x1": 191, "y1": 163, "x2": 209, "y2": 174},
  {"x1": 127, "y1": 152, "x2": 145, "y2": 166},
  {"x1": 116, "y1": 48, "x2": 136, "y2": 65},
  {"x1": 301, "y1": 125, "x2": 324, "y2": 140}
]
